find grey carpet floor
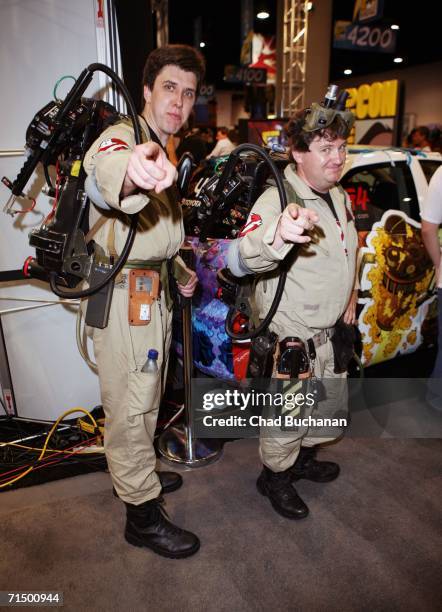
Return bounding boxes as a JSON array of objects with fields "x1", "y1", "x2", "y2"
[{"x1": 0, "y1": 438, "x2": 441, "y2": 612}]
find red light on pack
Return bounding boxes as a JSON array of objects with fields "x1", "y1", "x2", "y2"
[{"x1": 232, "y1": 313, "x2": 249, "y2": 334}]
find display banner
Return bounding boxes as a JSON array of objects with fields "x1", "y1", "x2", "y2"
[
  {"x1": 191, "y1": 378, "x2": 442, "y2": 439},
  {"x1": 334, "y1": 20, "x2": 396, "y2": 53},
  {"x1": 353, "y1": 0, "x2": 384, "y2": 23},
  {"x1": 224, "y1": 65, "x2": 267, "y2": 85},
  {"x1": 345, "y1": 79, "x2": 401, "y2": 146}
]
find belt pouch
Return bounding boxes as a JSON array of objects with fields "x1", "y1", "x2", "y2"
[
  {"x1": 128, "y1": 269, "x2": 160, "y2": 326},
  {"x1": 330, "y1": 318, "x2": 356, "y2": 373}
]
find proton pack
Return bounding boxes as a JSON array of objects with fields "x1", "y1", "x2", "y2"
[
  {"x1": 2, "y1": 63, "x2": 143, "y2": 300},
  {"x1": 24, "y1": 97, "x2": 120, "y2": 287},
  {"x1": 182, "y1": 148, "x2": 290, "y2": 241}
]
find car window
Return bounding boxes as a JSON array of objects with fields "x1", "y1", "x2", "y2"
[
  {"x1": 341, "y1": 161, "x2": 420, "y2": 230},
  {"x1": 420, "y1": 160, "x2": 442, "y2": 183}
]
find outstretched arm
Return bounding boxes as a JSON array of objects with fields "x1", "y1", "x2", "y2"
[
  {"x1": 122, "y1": 142, "x2": 177, "y2": 197},
  {"x1": 271, "y1": 203, "x2": 319, "y2": 251}
]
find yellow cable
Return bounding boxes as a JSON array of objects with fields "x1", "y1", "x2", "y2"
[
  {"x1": 77, "y1": 417, "x2": 105, "y2": 436},
  {"x1": 0, "y1": 407, "x2": 98, "y2": 488},
  {"x1": 5, "y1": 442, "x2": 103, "y2": 455}
]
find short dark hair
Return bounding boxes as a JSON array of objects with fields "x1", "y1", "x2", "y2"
[
  {"x1": 217, "y1": 126, "x2": 229, "y2": 135},
  {"x1": 415, "y1": 126, "x2": 430, "y2": 139},
  {"x1": 286, "y1": 109, "x2": 350, "y2": 152},
  {"x1": 142, "y1": 44, "x2": 206, "y2": 93}
]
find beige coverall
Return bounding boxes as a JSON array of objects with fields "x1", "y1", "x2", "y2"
[
  {"x1": 83, "y1": 119, "x2": 185, "y2": 504},
  {"x1": 238, "y1": 164, "x2": 358, "y2": 472}
]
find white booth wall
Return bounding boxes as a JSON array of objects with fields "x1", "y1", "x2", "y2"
[{"x1": 0, "y1": 0, "x2": 102, "y2": 420}]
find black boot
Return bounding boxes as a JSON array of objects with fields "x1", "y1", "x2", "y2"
[
  {"x1": 124, "y1": 497, "x2": 200, "y2": 558},
  {"x1": 157, "y1": 471, "x2": 183, "y2": 493},
  {"x1": 257, "y1": 466, "x2": 309, "y2": 520},
  {"x1": 290, "y1": 447, "x2": 340, "y2": 483},
  {"x1": 113, "y1": 471, "x2": 183, "y2": 498}
]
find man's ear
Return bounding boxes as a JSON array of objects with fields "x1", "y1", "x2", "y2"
[
  {"x1": 143, "y1": 85, "x2": 152, "y2": 104},
  {"x1": 292, "y1": 149, "x2": 304, "y2": 166}
]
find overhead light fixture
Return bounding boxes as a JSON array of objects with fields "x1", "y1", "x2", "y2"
[
  {"x1": 257, "y1": 11, "x2": 270, "y2": 19},
  {"x1": 394, "y1": 57, "x2": 403, "y2": 63},
  {"x1": 199, "y1": 42, "x2": 206, "y2": 48},
  {"x1": 344, "y1": 69, "x2": 352, "y2": 75},
  {"x1": 391, "y1": 24, "x2": 400, "y2": 30}
]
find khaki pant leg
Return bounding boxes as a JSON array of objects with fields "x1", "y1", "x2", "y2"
[
  {"x1": 302, "y1": 338, "x2": 347, "y2": 448},
  {"x1": 92, "y1": 287, "x2": 172, "y2": 505},
  {"x1": 259, "y1": 435, "x2": 302, "y2": 473},
  {"x1": 259, "y1": 337, "x2": 346, "y2": 471}
]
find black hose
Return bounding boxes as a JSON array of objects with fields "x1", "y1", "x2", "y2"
[
  {"x1": 43, "y1": 164, "x2": 53, "y2": 192},
  {"x1": 223, "y1": 144, "x2": 289, "y2": 340},
  {"x1": 49, "y1": 63, "x2": 141, "y2": 299},
  {"x1": 86, "y1": 63, "x2": 142, "y2": 144}
]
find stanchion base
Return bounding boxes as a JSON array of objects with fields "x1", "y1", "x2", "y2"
[{"x1": 157, "y1": 425, "x2": 222, "y2": 467}]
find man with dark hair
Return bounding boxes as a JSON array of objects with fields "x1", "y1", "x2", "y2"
[
  {"x1": 411, "y1": 126, "x2": 432, "y2": 151},
  {"x1": 142, "y1": 44, "x2": 205, "y2": 93},
  {"x1": 83, "y1": 44, "x2": 205, "y2": 558},
  {"x1": 229, "y1": 96, "x2": 358, "y2": 520},
  {"x1": 207, "y1": 126, "x2": 236, "y2": 158}
]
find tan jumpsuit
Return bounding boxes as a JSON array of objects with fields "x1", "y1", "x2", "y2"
[
  {"x1": 83, "y1": 119, "x2": 184, "y2": 504},
  {"x1": 238, "y1": 164, "x2": 358, "y2": 472}
]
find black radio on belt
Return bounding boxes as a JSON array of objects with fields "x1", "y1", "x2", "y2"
[
  {"x1": 246, "y1": 330, "x2": 278, "y2": 378},
  {"x1": 278, "y1": 337, "x2": 310, "y2": 378}
]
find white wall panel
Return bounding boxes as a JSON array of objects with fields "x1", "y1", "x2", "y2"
[{"x1": 0, "y1": 0, "x2": 101, "y2": 419}]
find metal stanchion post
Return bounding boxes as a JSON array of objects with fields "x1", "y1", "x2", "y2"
[{"x1": 158, "y1": 245, "x2": 222, "y2": 466}]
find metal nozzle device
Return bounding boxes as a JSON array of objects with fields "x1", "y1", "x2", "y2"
[{"x1": 323, "y1": 84, "x2": 339, "y2": 108}]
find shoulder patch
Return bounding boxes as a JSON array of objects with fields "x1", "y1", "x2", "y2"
[
  {"x1": 239, "y1": 213, "x2": 263, "y2": 237},
  {"x1": 97, "y1": 138, "x2": 129, "y2": 154}
]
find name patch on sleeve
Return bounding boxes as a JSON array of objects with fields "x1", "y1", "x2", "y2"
[
  {"x1": 239, "y1": 213, "x2": 263, "y2": 237},
  {"x1": 97, "y1": 138, "x2": 129, "y2": 153}
]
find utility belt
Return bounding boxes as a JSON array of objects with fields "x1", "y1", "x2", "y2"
[
  {"x1": 246, "y1": 320, "x2": 354, "y2": 380},
  {"x1": 85, "y1": 255, "x2": 190, "y2": 329},
  {"x1": 309, "y1": 328, "x2": 334, "y2": 351},
  {"x1": 115, "y1": 258, "x2": 168, "y2": 297}
]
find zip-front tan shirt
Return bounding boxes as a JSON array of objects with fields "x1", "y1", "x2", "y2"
[
  {"x1": 238, "y1": 164, "x2": 358, "y2": 338},
  {"x1": 83, "y1": 118, "x2": 184, "y2": 262}
]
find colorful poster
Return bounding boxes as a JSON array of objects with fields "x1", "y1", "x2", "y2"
[{"x1": 357, "y1": 210, "x2": 436, "y2": 366}]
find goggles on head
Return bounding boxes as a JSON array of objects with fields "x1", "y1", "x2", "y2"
[{"x1": 303, "y1": 85, "x2": 355, "y2": 136}]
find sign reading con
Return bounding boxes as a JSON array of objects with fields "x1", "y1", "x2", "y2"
[
  {"x1": 346, "y1": 80, "x2": 398, "y2": 120},
  {"x1": 345, "y1": 79, "x2": 400, "y2": 146}
]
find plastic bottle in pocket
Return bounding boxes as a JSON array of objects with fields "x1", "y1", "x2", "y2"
[{"x1": 141, "y1": 349, "x2": 159, "y2": 374}]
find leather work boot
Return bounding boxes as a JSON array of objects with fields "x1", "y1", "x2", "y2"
[
  {"x1": 124, "y1": 497, "x2": 200, "y2": 558},
  {"x1": 113, "y1": 471, "x2": 183, "y2": 498},
  {"x1": 157, "y1": 470, "x2": 183, "y2": 493},
  {"x1": 290, "y1": 447, "x2": 340, "y2": 483},
  {"x1": 256, "y1": 466, "x2": 309, "y2": 519}
]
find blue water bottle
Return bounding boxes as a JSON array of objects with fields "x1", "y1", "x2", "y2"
[{"x1": 141, "y1": 349, "x2": 159, "y2": 374}]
